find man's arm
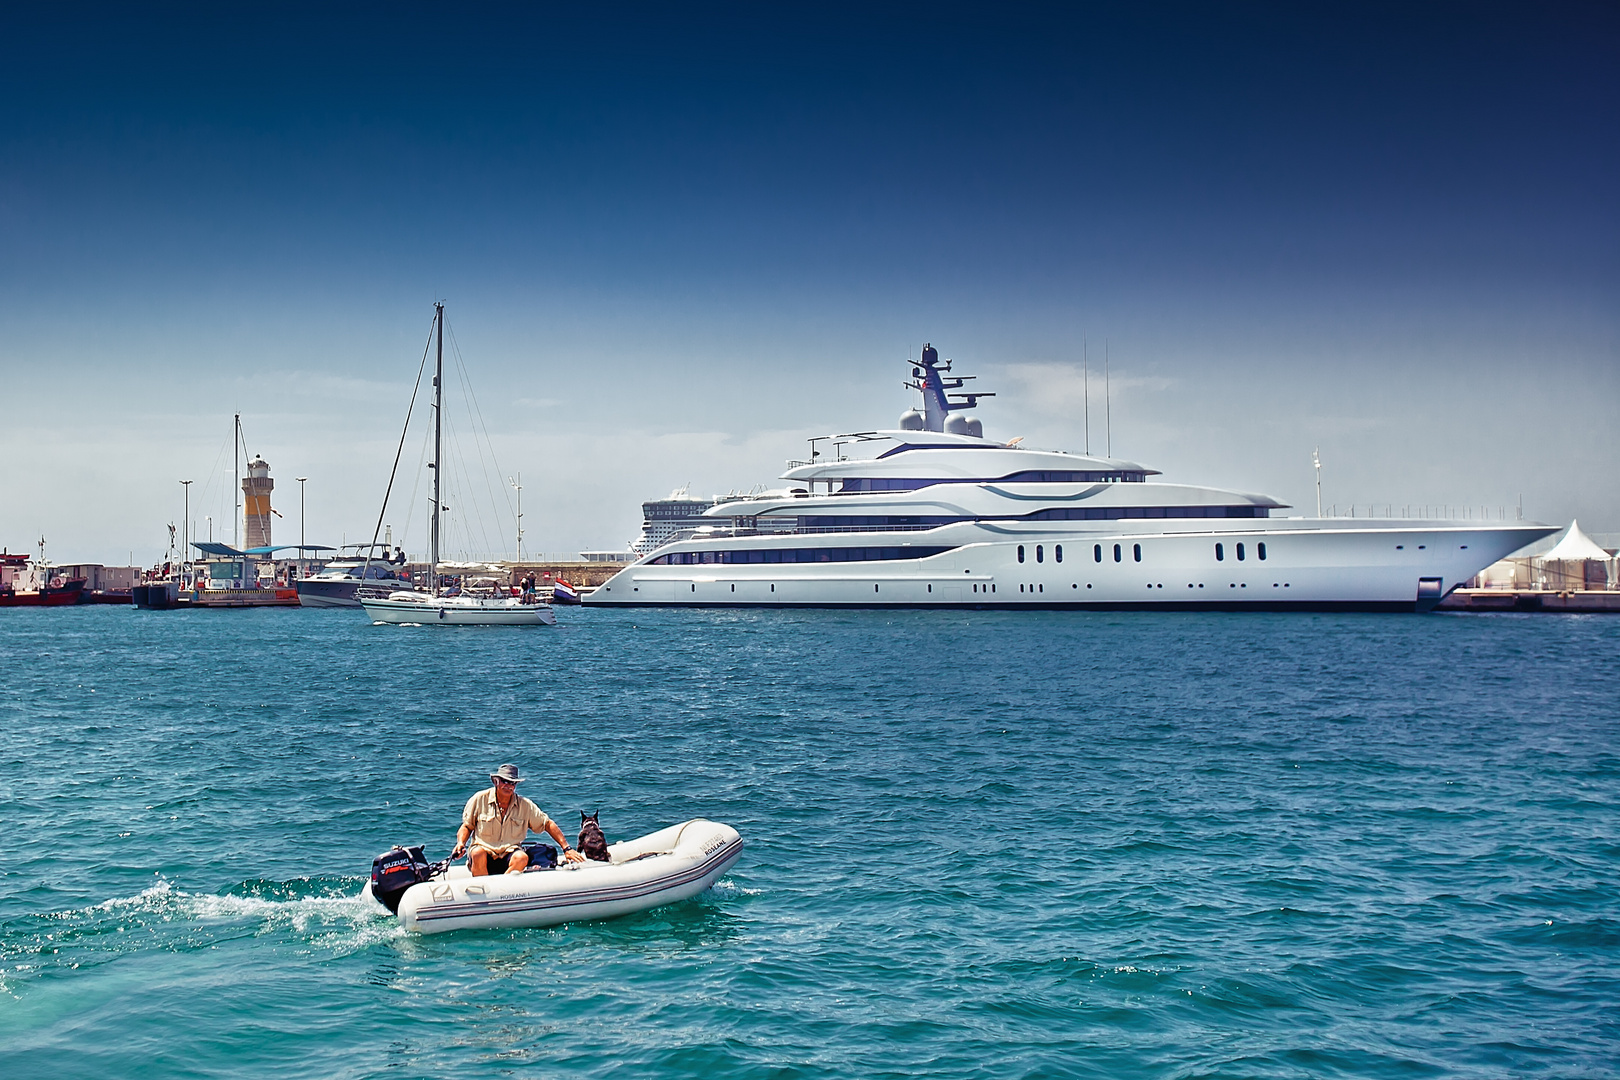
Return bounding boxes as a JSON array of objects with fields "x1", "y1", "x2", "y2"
[
  {"x1": 541, "y1": 816, "x2": 586, "y2": 863},
  {"x1": 451, "y1": 794, "x2": 479, "y2": 859}
]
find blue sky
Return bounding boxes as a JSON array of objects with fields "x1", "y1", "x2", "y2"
[{"x1": 2, "y1": 3, "x2": 1615, "y2": 563}]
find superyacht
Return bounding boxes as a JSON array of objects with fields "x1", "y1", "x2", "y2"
[{"x1": 585, "y1": 345, "x2": 1554, "y2": 611}]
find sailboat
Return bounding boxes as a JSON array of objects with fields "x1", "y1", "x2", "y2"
[{"x1": 360, "y1": 303, "x2": 556, "y2": 627}]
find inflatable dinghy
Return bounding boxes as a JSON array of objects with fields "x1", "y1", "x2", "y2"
[{"x1": 364, "y1": 819, "x2": 742, "y2": 934}]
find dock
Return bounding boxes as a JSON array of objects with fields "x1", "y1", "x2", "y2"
[{"x1": 1440, "y1": 589, "x2": 1620, "y2": 614}]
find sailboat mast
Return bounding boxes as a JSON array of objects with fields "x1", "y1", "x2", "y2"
[{"x1": 429, "y1": 303, "x2": 443, "y2": 588}]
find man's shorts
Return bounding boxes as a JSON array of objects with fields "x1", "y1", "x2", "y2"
[{"x1": 479, "y1": 849, "x2": 516, "y2": 874}]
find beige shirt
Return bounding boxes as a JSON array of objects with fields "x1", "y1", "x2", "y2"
[{"x1": 462, "y1": 788, "x2": 553, "y2": 855}]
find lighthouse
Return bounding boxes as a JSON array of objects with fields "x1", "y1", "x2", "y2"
[{"x1": 242, "y1": 455, "x2": 274, "y2": 550}]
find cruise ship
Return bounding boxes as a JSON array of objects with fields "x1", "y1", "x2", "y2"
[{"x1": 584, "y1": 345, "x2": 1554, "y2": 611}]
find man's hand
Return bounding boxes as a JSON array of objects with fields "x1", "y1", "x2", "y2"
[
  {"x1": 563, "y1": 848, "x2": 586, "y2": 863},
  {"x1": 451, "y1": 839, "x2": 467, "y2": 859}
]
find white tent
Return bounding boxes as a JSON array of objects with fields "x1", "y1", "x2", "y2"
[
  {"x1": 1542, "y1": 519, "x2": 1612, "y2": 561},
  {"x1": 1538, "y1": 519, "x2": 1615, "y2": 591}
]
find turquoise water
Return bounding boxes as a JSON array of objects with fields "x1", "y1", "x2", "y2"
[{"x1": 1, "y1": 605, "x2": 1616, "y2": 1078}]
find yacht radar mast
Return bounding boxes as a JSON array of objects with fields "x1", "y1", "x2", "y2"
[{"x1": 905, "y1": 344, "x2": 993, "y2": 434}]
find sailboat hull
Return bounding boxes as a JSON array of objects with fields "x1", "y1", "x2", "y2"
[{"x1": 361, "y1": 594, "x2": 557, "y2": 626}]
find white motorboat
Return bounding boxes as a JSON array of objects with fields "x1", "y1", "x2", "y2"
[
  {"x1": 297, "y1": 545, "x2": 414, "y2": 607},
  {"x1": 585, "y1": 344, "x2": 1557, "y2": 612},
  {"x1": 364, "y1": 819, "x2": 743, "y2": 933},
  {"x1": 358, "y1": 303, "x2": 556, "y2": 628}
]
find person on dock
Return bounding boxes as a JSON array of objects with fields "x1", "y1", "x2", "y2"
[{"x1": 450, "y1": 763, "x2": 585, "y2": 875}]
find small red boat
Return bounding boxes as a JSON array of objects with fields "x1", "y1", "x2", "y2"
[{"x1": 0, "y1": 553, "x2": 86, "y2": 606}]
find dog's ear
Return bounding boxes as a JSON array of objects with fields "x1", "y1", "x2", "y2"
[{"x1": 579, "y1": 810, "x2": 587, "y2": 823}]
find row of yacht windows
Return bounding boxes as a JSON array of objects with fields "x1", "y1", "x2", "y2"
[
  {"x1": 1016, "y1": 541, "x2": 1271, "y2": 565},
  {"x1": 1215, "y1": 542, "x2": 1266, "y2": 561},
  {"x1": 836, "y1": 470, "x2": 1148, "y2": 493},
  {"x1": 647, "y1": 545, "x2": 956, "y2": 565},
  {"x1": 796, "y1": 505, "x2": 1268, "y2": 530}
]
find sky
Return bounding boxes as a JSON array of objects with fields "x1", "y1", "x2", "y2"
[{"x1": 2, "y1": 2, "x2": 1616, "y2": 565}]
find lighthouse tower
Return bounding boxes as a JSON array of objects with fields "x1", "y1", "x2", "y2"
[{"x1": 242, "y1": 455, "x2": 274, "y2": 550}]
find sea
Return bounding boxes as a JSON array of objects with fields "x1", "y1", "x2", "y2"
[{"x1": 1, "y1": 604, "x2": 1616, "y2": 1079}]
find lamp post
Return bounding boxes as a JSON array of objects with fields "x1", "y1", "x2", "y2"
[
  {"x1": 180, "y1": 480, "x2": 192, "y2": 584},
  {"x1": 296, "y1": 477, "x2": 308, "y2": 578}
]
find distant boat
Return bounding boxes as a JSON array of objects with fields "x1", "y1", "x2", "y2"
[
  {"x1": 360, "y1": 303, "x2": 556, "y2": 628},
  {"x1": 0, "y1": 552, "x2": 85, "y2": 607},
  {"x1": 296, "y1": 545, "x2": 414, "y2": 608}
]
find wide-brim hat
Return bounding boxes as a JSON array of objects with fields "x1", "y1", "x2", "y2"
[{"x1": 490, "y1": 763, "x2": 525, "y2": 784}]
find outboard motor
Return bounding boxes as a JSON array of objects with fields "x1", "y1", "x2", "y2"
[{"x1": 370, "y1": 844, "x2": 437, "y2": 914}]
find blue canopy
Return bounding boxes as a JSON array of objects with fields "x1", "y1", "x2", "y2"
[{"x1": 192, "y1": 542, "x2": 338, "y2": 557}]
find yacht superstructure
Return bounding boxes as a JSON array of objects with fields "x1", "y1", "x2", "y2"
[{"x1": 585, "y1": 344, "x2": 1554, "y2": 611}]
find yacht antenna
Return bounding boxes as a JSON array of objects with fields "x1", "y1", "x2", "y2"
[
  {"x1": 1083, "y1": 339, "x2": 1090, "y2": 454},
  {"x1": 1104, "y1": 340, "x2": 1111, "y2": 458},
  {"x1": 1313, "y1": 448, "x2": 1322, "y2": 516},
  {"x1": 430, "y1": 302, "x2": 443, "y2": 592}
]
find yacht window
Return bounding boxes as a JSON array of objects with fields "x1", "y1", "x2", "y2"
[
  {"x1": 1055, "y1": 545, "x2": 1063, "y2": 563},
  {"x1": 1237, "y1": 543, "x2": 1246, "y2": 561},
  {"x1": 1215, "y1": 543, "x2": 1224, "y2": 561},
  {"x1": 1017, "y1": 545, "x2": 1025, "y2": 563},
  {"x1": 1035, "y1": 545, "x2": 1044, "y2": 563},
  {"x1": 1258, "y1": 542, "x2": 1267, "y2": 561},
  {"x1": 1133, "y1": 543, "x2": 1142, "y2": 562},
  {"x1": 1094, "y1": 544, "x2": 1102, "y2": 563},
  {"x1": 1113, "y1": 544, "x2": 1122, "y2": 563}
]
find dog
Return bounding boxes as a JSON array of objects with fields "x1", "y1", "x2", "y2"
[{"x1": 577, "y1": 811, "x2": 610, "y2": 862}]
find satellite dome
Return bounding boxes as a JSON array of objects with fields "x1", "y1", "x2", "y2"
[
  {"x1": 899, "y1": 409, "x2": 925, "y2": 431},
  {"x1": 964, "y1": 417, "x2": 983, "y2": 438},
  {"x1": 944, "y1": 413, "x2": 973, "y2": 435}
]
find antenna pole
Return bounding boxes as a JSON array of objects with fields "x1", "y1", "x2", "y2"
[
  {"x1": 510, "y1": 472, "x2": 523, "y2": 561},
  {"x1": 430, "y1": 302, "x2": 443, "y2": 591},
  {"x1": 1313, "y1": 448, "x2": 1322, "y2": 517},
  {"x1": 1083, "y1": 339, "x2": 1090, "y2": 455},
  {"x1": 1104, "y1": 340, "x2": 1111, "y2": 458}
]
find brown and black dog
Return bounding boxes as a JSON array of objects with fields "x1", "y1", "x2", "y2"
[{"x1": 577, "y1": 811, "x2": 610, "y2": 862}]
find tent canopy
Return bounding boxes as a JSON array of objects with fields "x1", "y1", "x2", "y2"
[{"x1": 1543, "y1": 520, "x2": 1613, "y2": 561}]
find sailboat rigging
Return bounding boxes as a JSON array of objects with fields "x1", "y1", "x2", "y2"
[{"x1": 360, "y1": 303, "x2": 555, "y2": 627}]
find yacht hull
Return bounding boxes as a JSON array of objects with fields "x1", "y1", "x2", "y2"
[{"x1": 584, "y1": 521, "x2": 1555, "y2": 612}]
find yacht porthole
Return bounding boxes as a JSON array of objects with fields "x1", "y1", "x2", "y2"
[
  {"x1": 1133, "y1": 543, "x2": 1142, "y2": 562},
  {"x1": 1215, "y1": 543, "x2": 1224, "y2": 561},
  {"x1": 1036, "y1": 545, "x2": 1044, "y2": 563},
  {"x1": 1017, "y1": 545, "x2": 1025, "y2": 563},
  {"x1": 1055, "y1": 545, "x2": 1063, "y2": 563},
  {"x1": 1113, "y1": 544, "x2": 1122, "y2": 562},
  {"x1": 1094, "y1": 544, "x2": 1103, "y2": 563},
  {"x1": 1086, "y1": 583, "x2": 1092, "y2": 589}
]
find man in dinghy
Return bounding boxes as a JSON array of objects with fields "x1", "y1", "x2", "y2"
[{"x1": 451, "y1": 763, "x2": 586, "y2": 875}]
